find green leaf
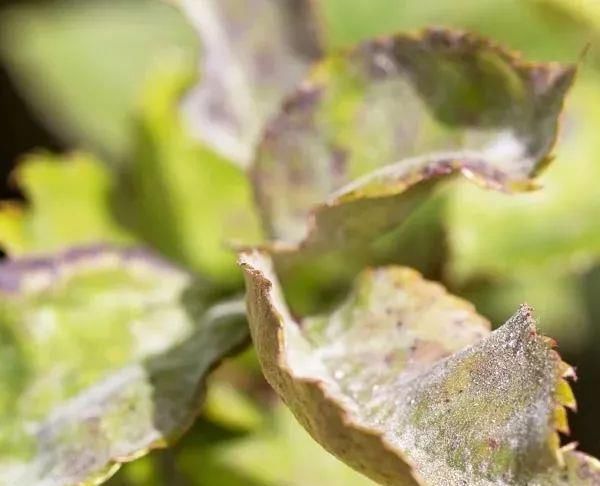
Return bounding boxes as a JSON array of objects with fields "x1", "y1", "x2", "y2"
[
  {"x1": 0, "y1": 0, "x2": 196, "y2": 158},
  {"x1": 122, "y1": 60, "x2": 263, "y2": 285},
  {"x1": 240, "y1": 251, "x2": 599, "y2": 485},
  {"x1": 0, "y1": 245, "x2": 249, "y2": 485},
  {"x1": 177, "y1": 0, "x2": 323, "y2": 165},
  {"x1": 532, "y1": 0, "x2": 600, "y2": 29},
  {"x1": 202, "y1": 381, "x2": 265, "y2": 433},
  {"x1": 0, "y1": 153, "x2": 133, "y2": 255},
  {"x1": 0, "y1": 61, "x2": 263, "y2": 286}
]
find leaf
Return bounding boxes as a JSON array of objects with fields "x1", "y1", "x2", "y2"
[
  {"x1": 0, "y1": 245, "x2": 249, "y2": 486},
  {"x1": 0, "y1": 61, "x2": 263, "y2": 286},
  {"x1": 177, "y1": 0, "x2": 323, "y2": 166},
  {"x1": 0, "y1": 152, "x2": 133, "y2": 255},
  {"x1": 247, "y1": 28, "x2": 574, "y2": 313},
  {"x1": 240, "y1": 251, "x2": 599, "y2": 485},
  {"x1": 252, "y1": 28, "x2": 575, "y2": 248},
  {"x1": 122, "y1": 60, "x2": 263, "y2": 285},
  {"x1": 202, "y1": 381, "x2": 265, "y2": 433},
  {"x1": 0, "y1": 0, "x2": 196, "y2": 158}
]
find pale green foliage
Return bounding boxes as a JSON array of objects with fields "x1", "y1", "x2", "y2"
[
  {"x1": 0, "y1": 0, "x2": 599, "y2": 485},
  {"x1": 124, "y1": 62, "x2": 264, "y2": 284},
  {"x1": 0, "y1": 246, "x2": 248, "y2": 485}
]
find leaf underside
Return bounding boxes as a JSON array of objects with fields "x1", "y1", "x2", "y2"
[
  {"x1": 0, "y1": 245, "x2": 248, "y2": 486},
  {"x1": 240, "y1": 252, "x2": 600, "y2": 486}
]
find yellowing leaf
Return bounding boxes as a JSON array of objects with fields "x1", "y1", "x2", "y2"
[
  {"x1": 177, "y1": 0, "x2": 323, "y2": 165},
  {"x1": 240, "y1": 251, "x2": 598, "y2": 485},
  {"x1": 0, "y1": 245, "x2": 249, "y2": 485}
]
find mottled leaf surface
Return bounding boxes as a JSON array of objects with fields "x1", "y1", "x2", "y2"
[
  {"x1": 252, "y1": 28, "x2": 575, "y2": 247},
  {"x1": 240, "y1": 251, "x2": 599, "y2": 485},
  {"x1": 0, "y1": 245, "x2": 249, "y2": 486},
  {"x1": 0, "y1": 153, "x2": 133, "y2": 255},
  {"x1": 178, "y1": 0, "x2": 322, "y2": 165}
]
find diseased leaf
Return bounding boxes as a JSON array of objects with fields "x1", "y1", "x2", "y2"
[
  {"x1": 240, "y1": 251, "x2": 599, "y2": 485},
  {"x1": 122, "y1": 61, "x2": 263, "y2": 285},
  {"x1": 252, "y1": 28, "x2": 575, "y2": 248},
  {"x1": 178, "y1": 0, "x2": 323, "y2": 165},
  {"x1": 0, "y1": 153, "x2": 133, "y2": 255},
  {"x1": 246, "y1": 28, "x2": 575, "y2": 314},
  {"x1": 0, "y1": 245, "x2": 249, "y2": 486}
]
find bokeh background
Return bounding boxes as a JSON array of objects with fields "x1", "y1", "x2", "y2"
[{"x1": 1, "y1": 0, "x2": 600, "y2": 484}]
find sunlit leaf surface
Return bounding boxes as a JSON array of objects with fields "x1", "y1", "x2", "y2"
[
  {"x1": 0, "y1": 245, "x2": 249, "y2": 486},
  {"x1": 240, "y1": 251, "x2": 599, "y2": 485}
]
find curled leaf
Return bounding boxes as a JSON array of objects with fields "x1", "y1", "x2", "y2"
[
  {"x1": 252, "y1": 28, "x2": 575, "y2": 247},
  {"x1": 0, "y1": 245, "x2": 249, "y2": 485},
  {"x1": 178, "y1": 0, "x2": 323, "y2": 165},
  {"x1": 240, "y1": 251, "x2": 598, "y2": 485}
]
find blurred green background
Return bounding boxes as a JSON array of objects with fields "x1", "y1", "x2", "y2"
[{"x1": 1, "y1": 0, "x2": 600, "y2": 484}]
